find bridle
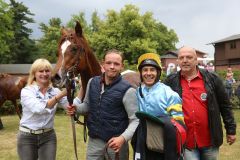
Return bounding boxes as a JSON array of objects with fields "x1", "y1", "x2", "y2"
[
  {"x1": 60, "y1": 34, "x2": 85, "y2": 81},
  {"x1": 65, "y1": 72, "x2": 79, "y2": 160},
  {"x1": 61, "y1": 34, "x2": 87, "y2": 160}
]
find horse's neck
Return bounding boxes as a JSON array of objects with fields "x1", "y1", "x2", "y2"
[
  {"x1": 79, "y1": 64, "x2": 101, "y2": 86},
  {"x1": 79, "y1": 70, "x2": 97, "y2": 100},
  {"x1": 88, "y1": 51, "x2": 102, "y2": 75},
  {"x1": 18, "y1": 76, "x2": 28, "y2": 88},
  {"x1": 79, "y1": 53, "x2": 101, "y2": 99}
]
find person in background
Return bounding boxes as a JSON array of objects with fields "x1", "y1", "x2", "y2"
[
  {"x1": 166, "y1": 63, "x2": 176, "y2": 76},
  {"x1": 165, "y1": 46, "x2": 236, "y2": 160},
  {"x1": 197, "y1": 63, "x2": 205, "y2": 69},
  {"x1": 17, "y1": 58, "x2": 68, "y2": 160},
  {"x1": 225, "y1": 67, "x2": 235, "y2": 99},
  {"x1": 226, "y1": 67, "x2": 234, "y2": 79},
  {"x1": 206, "y1": 63, "x2": 214, "y2": 72},
  {"x1": 132, "y1": 53, "x2": 185, "y2": 160},
  {"x1": 67, "y1": 49, "x2": 139, "y2": 160}
]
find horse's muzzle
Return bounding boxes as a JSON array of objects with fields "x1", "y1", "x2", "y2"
[{"x1": 52, "y1": 73, "x2": 65, "y2": 88}]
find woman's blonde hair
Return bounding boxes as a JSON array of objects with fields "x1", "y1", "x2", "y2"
[{"x1": 27, "y1": 58, "x2": 53, "y2": 86}]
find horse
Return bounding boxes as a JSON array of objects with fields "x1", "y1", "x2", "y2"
[
  {"x1": 52, "y1": 21, "x2": 140, "y2": 158},
  {"x1": 53, "y1": 21, "x2": 140, "y2": 98},
  {"x1": 0, "y1": 73, "x2": 27, "y2": 128}
]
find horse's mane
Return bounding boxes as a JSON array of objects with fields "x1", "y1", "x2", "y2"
[{"x1": 81, "y1": 37, "x2": 101, "y2": 75}]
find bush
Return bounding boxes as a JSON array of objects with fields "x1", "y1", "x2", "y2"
[
  {"x1": 0, "y1": 101, "x2": 17, "y2": 115},
  {"x1": 215, "y1": 70, "x2": 226, "y2": 80},
  {"x1": 216, "y1": 70, "x2": 240, "y2": 82},
  {"x1": 161, "y1": 71, "x2": 166, "y2": 81},
  {"x1": 124, "y1": 60, "x2": 137, "y2": 71},
  {"x1": 231, "y1": 95, "x2": 240, "y2": 109}
]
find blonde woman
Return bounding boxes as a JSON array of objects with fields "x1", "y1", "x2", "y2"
[{"x1": 17, "y1": 58, "x2": 68, "y2": 160}]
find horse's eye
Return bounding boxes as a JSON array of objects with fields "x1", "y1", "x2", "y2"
[{"x1": 71, "y1": 47, "x2": 78, "y2": 55}]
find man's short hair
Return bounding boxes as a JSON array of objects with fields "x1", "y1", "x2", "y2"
[{"x1": 103, "y1": 49, "x2": 124, "y2": 62}]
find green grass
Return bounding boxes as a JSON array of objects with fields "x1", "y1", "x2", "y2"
[
  {"x1": 0, "y1": 113, "x2": 87, "y2": 160},
  {"x1": 0, "y1": 110, "x2": 239, "y2": 160}
]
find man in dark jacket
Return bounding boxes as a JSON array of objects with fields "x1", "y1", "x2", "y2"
[
  {"x1": 67, "y1": 49, "x2": 139, "y2": 160},
  {"x1": 165, "y1": 46, "x2": 236, "y2": 160}
]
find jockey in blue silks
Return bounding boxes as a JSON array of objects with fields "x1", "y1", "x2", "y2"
[{"x1": 132, "y1": 53, "x2": 186, "y2": 160}]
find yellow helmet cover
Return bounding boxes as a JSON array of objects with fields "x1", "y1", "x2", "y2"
[{"x1": 137, "y1": 53, "x2": 162, "y2": 70}]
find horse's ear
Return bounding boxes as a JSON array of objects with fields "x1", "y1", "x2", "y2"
[
  {"x1": 61, "y1": 27, "x2": 68, "y2": 36},
  {"x1": 75, "y1": 21, "x2": 83, "y2": 37}
]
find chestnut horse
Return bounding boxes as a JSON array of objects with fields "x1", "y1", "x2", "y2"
[
  {"x1": 52, "y1": 21, "x2": 140, "y2": 158},
  {"x1": 53, "y1": 21, "x2": 140, "y2": 98},
  {"x1": 0, "y1": 74, "x2": 27, "y2": 126}
]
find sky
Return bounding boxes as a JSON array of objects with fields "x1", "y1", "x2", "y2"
[{"x1": 14, "y1": 0, "x2": 240, "y2": 58}]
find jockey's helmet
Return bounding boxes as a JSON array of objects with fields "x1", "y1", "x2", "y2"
[{"x1": 137, "y1": 53, "x2": 162, "y2": 71}]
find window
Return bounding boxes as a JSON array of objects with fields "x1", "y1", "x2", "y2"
[{"x1": 230, "y1": 41, "x2": 236, "y2": 49}]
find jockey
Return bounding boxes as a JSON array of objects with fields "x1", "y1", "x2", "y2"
[{"x1": 132, "y1": 53, "x2": 186, "y2": 160}]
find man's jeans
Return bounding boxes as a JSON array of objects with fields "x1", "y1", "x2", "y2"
[{"x1": 184, "y1": 147, "x2": 219, "y2": 160}]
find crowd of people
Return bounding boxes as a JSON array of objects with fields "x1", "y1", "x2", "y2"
[{"x1": 15, "y1": 47, "x2": 236, "y2": 160}]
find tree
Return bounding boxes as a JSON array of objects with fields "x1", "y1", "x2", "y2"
[
  {"x1": 36, "y1": 4, "x2": 179, "y2": 65},
  {"x1": 0, "y1": 0, "x2": 14, "y2": 63},
  {"x1": 89, "y1": 4, "x2": 179, "y2": 64},
  {"x1": 36, "y1": 18, "x2": 62, "y2": 62},
  {"x1": 8, "y1": 0, "x2": 37, "y2": 63},
  {"x1": 91, "y1": 11, "x2": 103, "y2": 33},
  {"x1": 67, "y1": 12, "x2": 91, "y2": 40}
]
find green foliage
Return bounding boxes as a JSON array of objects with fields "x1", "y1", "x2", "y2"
[
  {"x1": 216, "y1": 70, "x2": 240, "y2": 109},
  {"x1": 216, "y1": 70, "x2": 240, "y2": 81},
  {"x1": 7, "y1": 0, "x2": 37, "y2": 63},
  {"x1": 1, "y1": 2, "x2": 179, "y2": 64},
  {"x1": 36, "y1": 18, "x2": 62, "y2": 62},
  {"x1": 91, "y1": 11, "x2": 103, "y2": 32},
  {"x1": 123, "y1": 60, "x2": 137, "y2": 71},
  {"x1": 2, "y1": 112, "x2": 240, "y2": 159},
  {"x1": 0, "y1": 101, "x2": 16, "y2": 115},
  {"x1": 233, "y1": 70, "x2": 240, "y2": 81},
  {"x1": 35, "y1": 4, "x2": 178, "y2": 64},
  {"x1": 231, "y1": 95, "x2": 240, "y2": 109},
  {"x1": 67, "y1": 12, "x2": 88, "y2": 30},
  {"x1": 0, "y1": 0, "x2": 14, "y2": 63},
  {"x1": 215, "y1": 70, "x2": 226, "y2": 80},
  {"x1": 88, "y1": 4, "x2": 178, "y2": 64},
  {"x1": 67, "y1": 12, "x2": 91, "y2": 40},
  {"x1": 38, "y1": 13, "x2": 93, "y2": 61},
  {"x1": 0, "y1": 0, "x2": 182, "y2": 67},
  {"x1": 161, "y1": 71, "x2": 166, "y2": 81}
]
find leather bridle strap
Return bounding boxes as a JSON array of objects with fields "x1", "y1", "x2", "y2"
[
  {"x1": 66, "y1": 74, "x2": 78, "y2": 160},
  {"x1": 104, "y1": 144, "x2": 120, "y2": 160}
]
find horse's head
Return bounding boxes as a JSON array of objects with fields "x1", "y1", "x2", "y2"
[{"x1": 53, "y1": 21, "x2": 91, "y2": 87}]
